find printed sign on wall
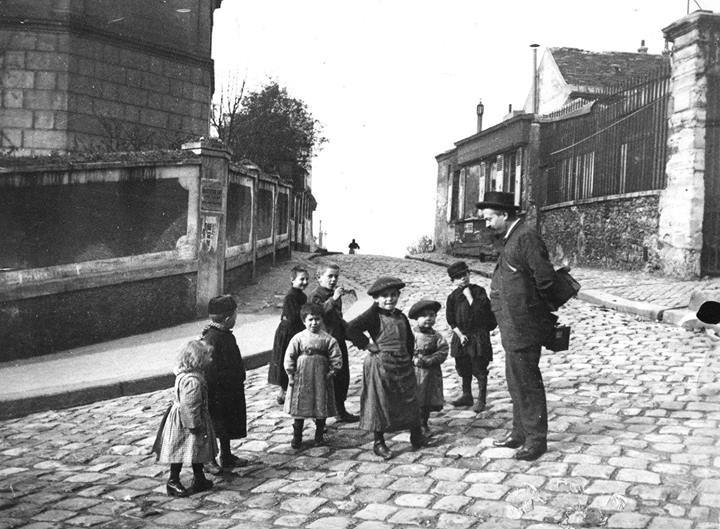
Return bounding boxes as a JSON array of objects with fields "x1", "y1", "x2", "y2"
[{"x1": 200, "y1": 216, "x2": 219, "y2": 253}]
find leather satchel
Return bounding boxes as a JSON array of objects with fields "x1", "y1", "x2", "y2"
[{"x1": 547, "y1": 266, "x2": 581, "y2": 311}]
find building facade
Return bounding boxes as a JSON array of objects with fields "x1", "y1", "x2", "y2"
[
  {"x1": 0, "y1": 0, "x2": 221, "y2": 155},
  {"x1": 435, "y1": 10, "x2": 720, "y2": 278}
]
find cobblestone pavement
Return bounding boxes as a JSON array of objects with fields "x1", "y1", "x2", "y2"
[
  {"x1": 410, "y1": 252, "x2": 720, "y2": 309},
  {"x1": 2, "y1": 255, "x2": 720, "y2": 529}
]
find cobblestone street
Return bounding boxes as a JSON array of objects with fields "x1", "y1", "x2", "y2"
[{"x1": 2, "y1": 255, "x2": 720, "y2": 529}]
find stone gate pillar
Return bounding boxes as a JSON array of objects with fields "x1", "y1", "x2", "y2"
[
  {"x1": 658, "y1": 11, "x2": 720, "y2": 278},
  {"x1": 182, "y1": 140, "x2": 231, "y2": 315}
]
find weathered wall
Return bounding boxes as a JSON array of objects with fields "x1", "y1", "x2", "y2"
[
  {"x1": 541, "y1": 193, "x2": 661, "y2": 271},
  {"x1": 434, "y1": 155, "x2": 454, "y2": 250},
  {"x1": 0, "y1": 0, "x2": 218, "y2": 155},
  {"x1": 0, "y1": 272, "x2": 197, "y2": 361}
]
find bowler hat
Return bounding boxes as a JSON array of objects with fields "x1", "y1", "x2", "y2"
[
  {"x1": 408, "y1": 299, "x2": 441, "y2": 320},
  {"x1": 697, "y1": 300, "x2": 720, "y2": 324},
  {"x1": 476, "y1": 191, "x2": 519, "y2": 212},
  {"x1": 447, "y1": 261, "x2": 469, "y2": 279},
  {"x1": 208, "y1": 294, "x2": 237, "y2": 315},
  {"x1": 367, "y1": 276, "x2": 406, "y2": 296}
]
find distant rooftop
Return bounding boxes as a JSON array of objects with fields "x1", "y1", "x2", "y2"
[{"x1": 550, "y1": 47, "x2": 668, "y2": 90}]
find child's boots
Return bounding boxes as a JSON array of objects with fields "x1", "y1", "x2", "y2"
[
  {"x1": 473, "y1": 373, "x2": 488, "y2": 413},
  {"x1": 451, "y1": 376, "x2": 473, "y2": 407},
  {"x1": 291, "y1": 419, "x2": 303, "y2": 449},
  {"x1": 314, "y1": 419, "x2": 327, "y2": 445},
  {"x1": 373, "y1": 432, "x2": 392, "y2": 460}
]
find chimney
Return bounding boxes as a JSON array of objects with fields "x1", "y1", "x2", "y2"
[
  {"x1": 637, "y1": 39, "x2": 648, "y2": 53},
  {"x1": 476, "y1": 99, "x2": 484, "y2": 133},
  {"x1": 531, "y1": 43, "x2": 540, "y2": 114}
]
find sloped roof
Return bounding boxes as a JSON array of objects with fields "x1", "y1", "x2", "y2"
[{"x1": 550, "y1": 47, "x2": 667, "y2": 90}]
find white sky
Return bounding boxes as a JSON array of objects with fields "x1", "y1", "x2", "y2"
[{"x1": 212, "y1": 0, "x2": 720, "y2": 257}]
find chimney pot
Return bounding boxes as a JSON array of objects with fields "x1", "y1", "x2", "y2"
[{"x1": 476, "y1": 99, "x2": 484, "y2": 133}]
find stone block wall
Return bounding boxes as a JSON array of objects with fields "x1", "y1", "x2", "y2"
[
  {"x1": 0, "y1": 0, "x2": 218, "y2": 155},
  {"x1": 540, "y1": 193, "x2": 661, "y2": 271}
]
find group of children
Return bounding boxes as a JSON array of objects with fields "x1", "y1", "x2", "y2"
[{"x1": 152, "y1": 260, "x2": 496, "y2": 494}]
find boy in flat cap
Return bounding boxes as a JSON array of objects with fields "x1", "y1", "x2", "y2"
[
  {"x1": 309, "y1": 263, "x2": 359, "y2": 423},
  {"x1": 347, "y1": 276, "x2": 425, "y2": 460},
  {"x1": 446, "y1": 260, "x2": 497, "y2": 413},
  {"x1": 408, "y1": 299, "x2": 448, "y2": 434},
  {"x1": 201, "y1": 294, "x2": 248, "y2": 473}
]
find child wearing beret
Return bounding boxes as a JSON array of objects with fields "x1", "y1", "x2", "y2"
[
  {"x1": 347, "y1": 276, "x2": 425, "y2": 460},
  {"x1": 408, "y1": 299, "x2": 449, "y2": 434},
  {"x1": 201, "y1": 294, "x2": 248, "y2": 473},
  {"x1": 446, "y1": 261, "x2": 497, "y2": 413}
]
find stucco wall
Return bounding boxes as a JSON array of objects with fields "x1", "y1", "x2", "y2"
[
  {"x1": 541, "y1": 193, "x2": 661, "y2": 271},
  {"x1": 0, "y1": 272, "x2": 197, "y2": 361}
]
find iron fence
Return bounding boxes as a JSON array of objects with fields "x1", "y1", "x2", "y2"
[{"x1": 541, "y1": 60, "x2": 671, "y2": 205}]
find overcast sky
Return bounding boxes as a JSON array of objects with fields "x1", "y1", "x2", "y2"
[{"x1": 212, "y1": 0, "x2": 720, "y2": 257}]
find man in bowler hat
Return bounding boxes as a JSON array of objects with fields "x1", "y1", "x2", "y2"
[{"x1": 477, "y1": 191, "x2": 558, "y2": 461}]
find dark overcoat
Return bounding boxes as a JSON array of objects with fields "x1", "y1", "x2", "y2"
[
  {"x1": 446, "y1": 283, "x2": 496, "y2": 359},
  {"x1": 489, "y1": 220, "x2": 558, "y2": 352},
  {"x1": 268, "y1": 287, "x2": 307, "y2": 386},
  {"x1": 202, "y1": 326, "x2": 247, "y2": 439}
]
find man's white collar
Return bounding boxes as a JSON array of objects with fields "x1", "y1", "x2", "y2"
[{"x1": 504, "y1": 218, "x2": 521, "y2": 240}]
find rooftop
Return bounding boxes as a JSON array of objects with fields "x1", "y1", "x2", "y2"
[{"x1": 550, "y1": 47, "x2": 668, "y2": 90}]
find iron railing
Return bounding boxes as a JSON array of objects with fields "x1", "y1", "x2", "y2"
[{"x1": 540, "y1": 60, "x2": 671, "y2": 205}]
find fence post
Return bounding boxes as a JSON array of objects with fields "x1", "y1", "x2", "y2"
[
  {"x1": 658, "y1": 11, "x2": 720, "y2": 278},
  {"x1": 182, "y1": 140, "x2": 232, "y2": 315}
]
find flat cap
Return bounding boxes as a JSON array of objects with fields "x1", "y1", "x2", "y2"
[
  {"x1": 367, "y1": 276, "x2": 406, "y2": 296},
  {"x1": 697, "y1": 300, "x2": 720, "y2": 324},
  {"x1": 408, "y1": 299, "x2": 441, "y2": 320},
  {"x1": 208, "y1": 294, "x2": 237, "y2": 315},
  {"x1": 447, "y1": 260, "x2": 469, "y2": 279}
]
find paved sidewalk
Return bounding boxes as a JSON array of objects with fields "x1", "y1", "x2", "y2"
[
  {"x1": 408, "y1": 252, "x2": 720, "y2": 326},
  {"x1": 0, "y1": 253, "x2": 372, "y2": 420}
]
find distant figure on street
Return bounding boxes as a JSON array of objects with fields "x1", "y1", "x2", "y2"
[
  {"x1": 408, "y1": 299, "x2": 448, "y2": 434},
  {"x1": 445, "y1": 260, "x2": 497, "y2": 413},
  {"x1": 309, "y1": 264, "x2": 359, "y2": 423},
  {"x1": 478, "y1": 191, "x2": 559, "y2": 462},
  {"x1": 268, "y1": 265, "x2": 310, "y2": 405},
  {"x1": 348, "y1": 239, "x2": 360, "y2": 254},
  {"x1": 202, "y1": 294, "x2": 248, "y2": 473},
  {"x1": 347, "y1": 276, "x2": 426, "y2": 460},
  {"x1": 284, "y1": 303, "x2": 343, "y2": 449},
  {"x1": 152, "y1": 340, "x2": 216, "y2": 497}
]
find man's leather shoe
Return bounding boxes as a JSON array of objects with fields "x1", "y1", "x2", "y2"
[
  {"x1": 190, "y1": 476, "x2": 213, "y2": 494},
  {"x1": 450, "y1": 393, "x2": 473, "y2": 407},
  {"x1": 373, "y1": 441, "x2": 393, "y2": 460},
  {"x1": 166, "y1": 479, "x2": 188, "y2": 497},
  {"x1": 493, "y1": 435, "x2": 524, "y2": 449},
  {"x1": 337, "y1": 411, "x2": 359, "y2": 423},
  {"x1": 514, "y1": 444, "x2": 547, "y2": 461}
]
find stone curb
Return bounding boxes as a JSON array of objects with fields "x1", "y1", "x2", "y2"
[
  {"x1": 405, "y1": 255, "x2": 693, "y2": 327},
  {"x1": 0, "y1": 264, "x2": 369, "y2": 421},
  {"x1": 0, "y1": 349, "x2": 273, "y2": 421}
]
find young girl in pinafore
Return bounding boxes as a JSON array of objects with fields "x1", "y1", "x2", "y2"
[
  {"x1": 284, "y1": 303, "x2": 343, "y2": 448},
  {"x1": 347, "y1": 276, "x2": 426, "y2": 460},
  {"x1": 152, "y1": 340, "x2": 217, "y2": 497}
]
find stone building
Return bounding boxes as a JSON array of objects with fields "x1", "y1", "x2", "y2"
[
  {"x1": 435, "y1": 10, "x2": 720, "y2": 279},
  {"x1": 0, "y1": 0, "x2": 221, "y2": 155}
]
